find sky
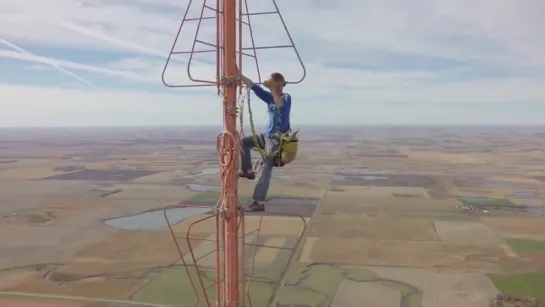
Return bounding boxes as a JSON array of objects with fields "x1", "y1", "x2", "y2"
[{"x1": 0, "y1": 0, "x2": 544, "y2": 127}]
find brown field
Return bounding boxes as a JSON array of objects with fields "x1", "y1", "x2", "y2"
[{"x1": 0, "y1": 126, "x2": 544, "y2": 307}]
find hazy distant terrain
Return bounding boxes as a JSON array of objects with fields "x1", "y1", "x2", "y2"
[{"x1": 0, "y1": 125, "x2": 544, "y2": 307}]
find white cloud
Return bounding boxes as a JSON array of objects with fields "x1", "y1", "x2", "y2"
[{"x1": 0, "y1": 0, "x2": 544, "y2": 126}]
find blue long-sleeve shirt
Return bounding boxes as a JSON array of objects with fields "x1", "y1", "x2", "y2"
[{"x1": 250, "y1": 84, "x2": 291, "y2": 137}]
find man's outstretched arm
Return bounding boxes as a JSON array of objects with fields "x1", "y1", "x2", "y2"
[{"x1": 239, "y1": 71, "x2": 272, "y2": 103}]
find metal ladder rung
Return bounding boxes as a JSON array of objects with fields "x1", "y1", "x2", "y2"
[
  {"x1": 185, "y1": 16, "x2": 216, "y2": 21},
  {"x1": 243, "y1": 247, "x2": 294, "y2": 269},
  {"x1": 184, "y1": 16, "x2": 248, "y2": 26},
  {"x1": 245, "y1": 258, "x2": 255, "y2": 268},
  {"x1": 177, "y1": 236, "x2": 216, "y2": 242},
  {"x1": 240, "y1": 51, "x2": 255, "y2": 58},
  {"x1": 204, "y1": 277, "x2": 224, "y2": 291},
  {"x1": 241, "y1": 45, "x2": 293, "y2": 50},
  {"x1": 243, "y1": 11, "x2": 277, "y2": 16},
  {"x1": 241, "y1": 227, "x2": 262, "y2": 238},
  {"x1": 195, "y1": 39, "x2": 218, "y2": 48},
  {"x1": 246, "y1": 276, "x2": 281, "y2": 283},
  {"x1": 243, "y1": 243, "x2": 295, "y2": 252},
  {"x1": 204, "y1": 4, "x2": 217, "y2": 12},
  {"x1": 237, "y1": 18, "x2": 250, "y2": 26},
  {"x1": 164, "y1": 83, "x2": 216, "y2": 87},
  {"x1": 172, "y1": 49, "x2": 216, "y2": 54},
  {"x1": 172, "y1": 49, "x2": 256, "y2": 58},
  {"x1": 192, "y1": 247, "x2": 221, "y2": 263}
]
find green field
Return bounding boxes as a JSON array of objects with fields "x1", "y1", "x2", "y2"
[
  {"x1": 506, "y1": 239, "x2": 545, "y2": 255},
  {"x1": 488, "y1": 271, "x2": 545, "y2": 302},
  {"x1": 132, "y1": 267, "x2": 275, "y2": 306},
  {"x1": 132, "y1": 264, "x2": 422, "y2": 307},
  {"x1": 458, "y1": 197, "x2": 515, "y2": 208}
]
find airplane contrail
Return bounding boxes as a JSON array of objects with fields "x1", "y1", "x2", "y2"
[
  {"x1": 0, "y1": 17, "x2": 214, "y2": 88},
  {"x1": 0, "y1": 41, "x2": 148, "y2": 82},
  {"x1": 58, "y1": 21, "x2": 209, "y2": 65},
  {"x1": 59, "y1": 22, "x2": 169, "y2": 59},
  {"x1": 0, "y1": 38, "x2": 100, "y2": 89}
]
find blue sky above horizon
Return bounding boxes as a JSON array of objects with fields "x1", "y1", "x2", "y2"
[{"x1": 1, "y1": 0, "x2": 545, "y2": 127}]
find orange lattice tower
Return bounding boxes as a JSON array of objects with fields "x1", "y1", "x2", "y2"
[{"x1": 161, "y1": 0, "x2": 306, "y2": 306}]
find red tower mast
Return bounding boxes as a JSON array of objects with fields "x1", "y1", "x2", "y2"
[
  {"x1": 221, "y1": 0, "x2": 240, "y2": 304},
  {"x1": 162, "y1": 0, "x2": 306, "y2": 305}
]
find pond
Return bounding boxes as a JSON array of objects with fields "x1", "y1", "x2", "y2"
[
  {"x1": 526, "y1": 207, "x2": 545, "y2": 216},
  {"x1": 482, "y1": 181, "x2": 529, "y2": 188},
  {"x1": 104, "y1": 206, "x2": 211, "y2": 230},
  {"x1": 507, "y1": 192, "x2": 543, "y2": 200},
  {"x1": 458, "y1": 196, "x2": 545, "y2": 216},
  {"x1": 361, "y1": 176, "x2": 388, "y2": 180}
]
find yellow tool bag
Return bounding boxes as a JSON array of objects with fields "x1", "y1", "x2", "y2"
[{"x1": 275, "y1": 130, "x2": 299, "y2": 167}]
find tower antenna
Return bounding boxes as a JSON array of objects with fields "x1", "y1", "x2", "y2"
[{"x1": 162, "y1": 0, "x2": 306, "y2": 305}]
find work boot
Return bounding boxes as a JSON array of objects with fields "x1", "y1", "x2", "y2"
[
  {"x1": 245, "y1": 201, "x2": 265, "y2": 212},
  {"x1": 238, "y1": 170, "x2": 256, "y2": 180}
]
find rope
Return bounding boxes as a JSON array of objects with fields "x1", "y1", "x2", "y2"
[
  {"x1": 237, "y1": 85, "x2": 281, "y2": 159},
  {"x1": 216, "y1": 129, "x2": 238, "y2": 213}
]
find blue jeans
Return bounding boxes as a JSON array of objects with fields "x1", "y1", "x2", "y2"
[{"x1": 240, "y1": 134, "x2": 279, "y2": 202}]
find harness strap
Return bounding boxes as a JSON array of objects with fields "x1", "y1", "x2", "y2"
[
  {"x1": 237, "y1": 85, "x2": 298, "y2": 168},
  {"x1": 238, "y1": 86, "x2": 282, "y2": 159}
]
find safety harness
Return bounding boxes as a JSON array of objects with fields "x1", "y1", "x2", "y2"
[{"x1": 237, "y1": 86, "x2": 299, "y2": 167}]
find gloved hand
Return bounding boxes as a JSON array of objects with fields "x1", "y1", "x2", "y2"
[{"x1": 263, "y1": 79, "x2": 276, "y2": 89}]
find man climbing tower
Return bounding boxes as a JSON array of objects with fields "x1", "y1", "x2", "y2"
[{"x1": 238, "y1": 71, "x2": 292, "y2": 212}]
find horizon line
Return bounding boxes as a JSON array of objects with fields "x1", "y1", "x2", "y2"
[{"x1": 0, "y1": 124, "x2": 543, "y2": 129}]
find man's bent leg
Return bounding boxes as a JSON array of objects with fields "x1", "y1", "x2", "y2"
[
  {"x1": 251, "y1": 163, "x2": 273, "y2": 203},
  {"x1": 247, "y1": 136, "x2": 278, "y2": 212},
  {"x1": 239, "y1": 135, "x2": 258, "y2": 180}
]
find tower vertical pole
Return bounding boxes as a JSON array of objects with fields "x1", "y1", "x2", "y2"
[{"x1": 221, "y1": 0, "x2": 240, "y2": 305}]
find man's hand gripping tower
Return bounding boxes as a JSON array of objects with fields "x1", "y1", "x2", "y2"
[{"x1": 161, "y1": 0, "x2": 306, "y2": 306}]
